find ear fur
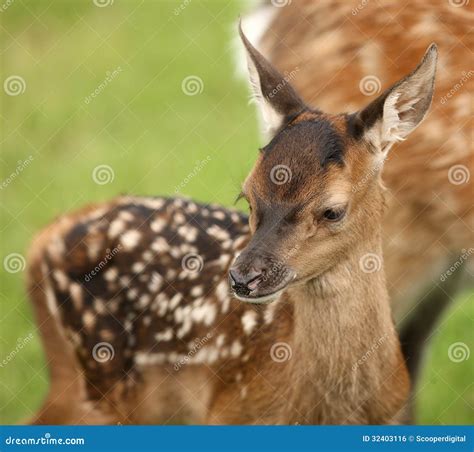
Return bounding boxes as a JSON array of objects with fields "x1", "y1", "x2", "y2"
[
  {"x1": 352, "y1": 44, "x2": 438, "y2": 155},
  {"x1": 239, "y1": 22, "x2": 306, "y2": 137}
]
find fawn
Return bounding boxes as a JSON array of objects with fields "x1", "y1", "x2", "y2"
[
  {"x1": 241, "y1": 0, "x2": 473, "y2": 387},
  {"x1": 26, "y1": 25, "x2": 439, "y2": 425}
]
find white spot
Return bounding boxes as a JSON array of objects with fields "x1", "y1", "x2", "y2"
[
  {"x1": 53, "y1": 269, "x2": 69, "y2": 291},
  {"x1": 191, "y1": 285, "x2": 204, "y2": 297},
  {"x1": 70, "y1": 283, "x2": 83, "y2": 310},
  {"x1": 207, "y1": 225, "x2": 230, "y2": 241},
  {"x1": 169, "y1": 293, "x2": 182, "y2": 310},
  {"x1": 150, "y1": 218, "x2": 166, "y2": 233},
  {"x1": 216, "y1": 334, "x2": 226, "y2": 347},
  {"x1": 240, "y1": 386, "x2": 248, "y2": 399},
  {"x1": 155, "y1": 328, "x2": 173, "y2": 342},
  {"x1": 151, "y1": 237, "x2": 170, "y2": 254},
  {"x1": 132, "y1": 262, "x2": 146, "y2": 273},
  {"x1": 230, "y1": 340, "x2": 243, "y2": 358},
  {"x1": 83, "y1": 311, "x2": 96, "y2": 329},
  {"x1": 148, "y1": 272, "x2": 163, "y2": 292},
  {"x1": 104, "y1": 267, "x2": 118, "y2": 282},
  {"x1": 216, "y1": 280, "x2": 230, "y2": 313},
  {"x1": 242, "y1": 310, "x2": 258, "y2": 335},
  {"x1": 93, "y1": 298, "x2": 106, "y2": 315},
  {"x1": 212, "y1": 210, "x2": 226, "y2": 221},
  {"x1": 108, "y1": 219, "x2": 126, "y2": 239},
  {"x1": 174, "y1": 212, "x2": 186, "y2": 224},
  {"x1": 120, "y1": 230, "x2": 141, "y2": 250}
]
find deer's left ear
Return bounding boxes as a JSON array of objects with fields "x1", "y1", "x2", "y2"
[
  {"x1": 352, "y1": 44, "x2": 438, "y2": 155},
  {"x1": 239, "y1": 23, "x2": 306, "y2": 138}
]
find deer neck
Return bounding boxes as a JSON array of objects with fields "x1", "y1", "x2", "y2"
[{"x1": 281, "y1": 233, "x2": 400, "y2": 422}]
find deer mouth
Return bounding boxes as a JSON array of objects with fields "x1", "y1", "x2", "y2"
[{"x1": 230, "y1": 270, "x2": 296, "y2": 305}]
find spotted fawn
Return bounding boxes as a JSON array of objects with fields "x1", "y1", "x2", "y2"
[{"x1": 26, "y1": 23, "x2": 441, "y2": 424}]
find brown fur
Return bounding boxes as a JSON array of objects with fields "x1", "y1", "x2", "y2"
[{"x1": 23, "y1": 14, "x2": 448, "y2": 424}]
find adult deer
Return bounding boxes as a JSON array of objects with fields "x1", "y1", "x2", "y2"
[
  {"x1": 26, "y1": 25, "x2": 439, "y2": 424},
  {"x1": 240, "y1": 1, "x2": 473, "y2": 390}
]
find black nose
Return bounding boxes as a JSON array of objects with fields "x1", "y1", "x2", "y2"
[{"x1": 229, "y1": 267, "x2": 263, "y2": 296}]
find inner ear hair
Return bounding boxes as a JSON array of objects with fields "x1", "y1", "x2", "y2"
[
  {"x1": 351, "y1": 43, "x2": 438, "y2": 154},
  {"x1": 239, "y1": 21, "x2": 307, "y2": 138}
]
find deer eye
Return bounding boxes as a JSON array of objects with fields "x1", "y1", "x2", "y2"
[{"x1": 322, "y1": 208, "x2": 345, "y2": 222}]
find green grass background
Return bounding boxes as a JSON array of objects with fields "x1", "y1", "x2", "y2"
[{"x1": 0, "y1": 0, "x2": 472, "y2": 424}]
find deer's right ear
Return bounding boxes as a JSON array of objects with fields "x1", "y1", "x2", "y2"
[
  {"x1": 351, "y1": 44, "x2": 438, "y2": 156},
  {"x1": 239, "y1": 23, "x2": 306, "y2": 138}
]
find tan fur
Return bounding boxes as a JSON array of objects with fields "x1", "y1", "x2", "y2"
[{"x1": 256, "y1": 0, "x2": 473, "y2": 320}]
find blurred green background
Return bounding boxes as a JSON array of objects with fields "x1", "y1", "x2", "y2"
[{"x1": 0, "y1": 0, "x2": 472, "y2": 425}]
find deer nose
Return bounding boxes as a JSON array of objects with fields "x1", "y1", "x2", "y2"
[{"x1": 229, "y1": 267, "x2": 264, "y2": 295}]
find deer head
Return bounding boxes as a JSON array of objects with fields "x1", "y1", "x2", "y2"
[{"x1": 229, "y1": 24, "x2": 437, "y2": 303}]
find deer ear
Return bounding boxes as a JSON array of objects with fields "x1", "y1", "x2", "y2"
[
  {"x1": 239, "y1": 22, "x2": 306, "y2": 138},
  {"x1": 353, "y1": 44, "x2": 438, "y2": 155}
]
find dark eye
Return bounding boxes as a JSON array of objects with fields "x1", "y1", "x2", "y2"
[{"x1": 322, "y1": 208, "x2": 345, "y2": 222}]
